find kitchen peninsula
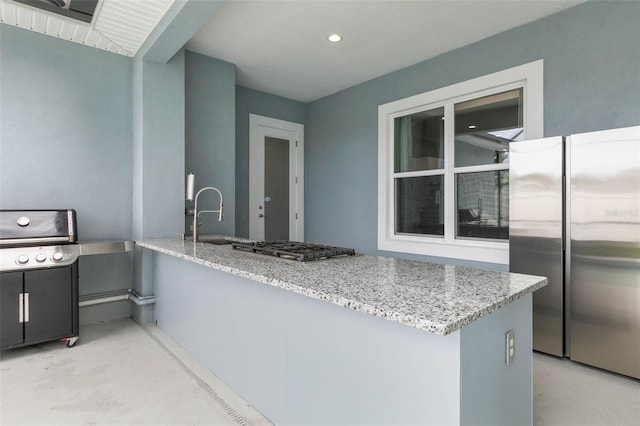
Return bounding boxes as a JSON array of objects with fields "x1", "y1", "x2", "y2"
[{"x1": 137, "y1": 238, "x2": 546, "y2": 425}]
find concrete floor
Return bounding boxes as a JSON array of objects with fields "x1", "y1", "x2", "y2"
[
  {"x1": 533, "y1": 351, "x2": 640, "y2": 426},
  {"x1": 0, "y1": 319, "x2": 271, "y2": 426},
  {"x1": 1, "y1": 318, "x2": 638, "y2": 425}
]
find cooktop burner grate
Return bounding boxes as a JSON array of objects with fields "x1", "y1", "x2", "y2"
[{"x1": 231, "y1": 241, "x2": 355, "y2": 262}]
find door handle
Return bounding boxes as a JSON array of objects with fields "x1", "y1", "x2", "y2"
[
  {"x1": 18, "y1": 293, "x2": 29, "y2": 323},
  {"x1": 258, "y1": 214, "x2": 265, "y2": 218},
  {"x1": 19, "y1": 293, "x2": 24, "y2": 323},
  {"x1": 24, "y1": 293, "x2": 30, "y2": 323}
]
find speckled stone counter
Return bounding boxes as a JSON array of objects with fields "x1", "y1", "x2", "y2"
[{"x1": 136, "y1": 237, "x2": 546, "y2": 335}]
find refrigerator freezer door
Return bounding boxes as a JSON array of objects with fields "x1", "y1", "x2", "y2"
[
  {"x1": 510, "y1": 137, "x2": 564, "y2": 357},
  {"x1": 569, "y1": 126, "x2": 640, "y2": 379}
]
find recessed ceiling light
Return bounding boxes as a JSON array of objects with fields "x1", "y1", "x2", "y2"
[
  {"x1": 468, "y1": 124, "x2": 477, "y2": 129},
  {"x1": 327, "y1": 33, "x2": 343, "y2": 43}
]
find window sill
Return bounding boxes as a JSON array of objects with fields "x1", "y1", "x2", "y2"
[{"x1": 378, "y1": 235, "x2": 509, "y2": 265}]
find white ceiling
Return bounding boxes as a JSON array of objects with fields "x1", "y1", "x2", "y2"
[
  {"x1": 187, "y1": 0, "x2": 585, "y2": 102},
  {"x1": 1, "y1": 0, "x2": 586, "y2": 102}
]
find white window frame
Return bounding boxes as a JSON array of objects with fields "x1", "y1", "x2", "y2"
[{"x1": 378, "y1": 60, "x2": 543, "y2": 264}]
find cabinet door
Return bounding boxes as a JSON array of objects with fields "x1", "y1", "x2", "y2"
[
  {"x1": 1, "y1": 272, "x2": 24, "y2": 348},
  {"x1": 24, "y1": 267, "x2": 72, "y2": 344}
]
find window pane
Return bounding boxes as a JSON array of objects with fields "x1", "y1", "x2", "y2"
[
  {"x1": 454, "y1": 89, "x2": 523, "y2": 167},
  {"x1": 396, "y1": 175, "x2": 444, "y2": 236},
  {"x1": 456, "y1": 171, "x2": 509, "y2": 240},
  {"x1": 394, "y1": 107, "x2": 444, "y2": 172}
]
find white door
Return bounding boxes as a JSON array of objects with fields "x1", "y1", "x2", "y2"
[{"x1": 249, "y1": 114, "x2": 304, "y2": 241}]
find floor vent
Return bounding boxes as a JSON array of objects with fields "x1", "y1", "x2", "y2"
[{"x1": 193, "y1": 376, "x2": 250, "y2": 426}]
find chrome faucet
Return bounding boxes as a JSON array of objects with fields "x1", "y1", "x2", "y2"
[{"x1": 193, "y1": 187, "x2": 223, "y2": 242}]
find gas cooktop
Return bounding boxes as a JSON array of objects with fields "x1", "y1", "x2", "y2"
[{"x1": 231, "y1": 240, "x2": 355, "y2": 262}]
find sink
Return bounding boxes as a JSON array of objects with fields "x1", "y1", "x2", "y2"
[
  {"x1": 198, "y1": 235, "x2": 255, "y2": 245},
  {"x1": 201, "y1": 238, "x2": 232, "y2": 245}
]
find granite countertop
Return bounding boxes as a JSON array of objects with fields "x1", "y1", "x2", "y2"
[{"x1": 136, "y1": 237, "x2": 547, "y2": 335}]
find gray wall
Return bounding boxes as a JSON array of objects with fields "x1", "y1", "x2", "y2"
[
  {"x1": 304, "y1": 1, "x2": 640, "y2": 270},
  {"x1": 235, "y1": 86, "x2": 307, "y2": 238},
  {"x1": 0, "y1": 25, "x2": 134, "y2": 321},
  {"x1": 132, "y1": 50, "x2": 187, "y2": 324},
  {"x1": 0, "y1": 25, "x2": 132, "y2": 238},
  {"x1": 133, "y1": 52, "x2": 186, "y2": 241},
  {"x1": 129, "y1": 0, "x2": 225, "y2": 324},
  {"x1": 185, "y1": 50, "x2": 236, "y2": 237}
]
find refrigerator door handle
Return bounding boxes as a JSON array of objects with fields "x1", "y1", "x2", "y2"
[
  {"x1": 562, "y1": 175, "x2": 566, "y2": 253},
  {"x1": 564, "y1": 135, "x2": 572, "y2": 357}
]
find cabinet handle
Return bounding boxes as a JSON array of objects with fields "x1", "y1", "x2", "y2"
[
  {"x1": 24, "y1": 293, "x2": 30, "y2": 323},
  {"x1": 19, "y1": 293, "x2": 24, "y2": 323}
]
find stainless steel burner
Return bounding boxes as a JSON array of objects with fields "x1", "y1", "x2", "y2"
[{"x1": 231, "y1": 241, "x2": 355, "y2": 262}]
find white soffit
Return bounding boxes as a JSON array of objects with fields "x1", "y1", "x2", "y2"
[{"x1": 0, "y1": 0, "x2": 174, "y2": 57}]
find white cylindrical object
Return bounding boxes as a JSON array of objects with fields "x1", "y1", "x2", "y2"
[{"x1": 186, "y1": 173, "x2": 195, "y2": 201}]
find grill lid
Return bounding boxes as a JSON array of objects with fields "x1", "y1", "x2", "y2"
[{"x1": 0, "y1": 210, "x2": 77, "y2": 246}]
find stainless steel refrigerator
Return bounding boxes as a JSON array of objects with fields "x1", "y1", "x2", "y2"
[{"x1": 510, "y1": 126, "x2": 639, "y2": 379}]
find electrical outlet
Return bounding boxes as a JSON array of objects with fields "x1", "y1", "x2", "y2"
[{"x1": 506, "y1": 329, "x2": 515, "y2": 365}]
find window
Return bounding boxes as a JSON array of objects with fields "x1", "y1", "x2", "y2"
[
  {"x1": 394, "y1": 107, "x2": 445, "y2": 236},
  {"x1": 378, "y1": 60, "x2": 543, "y2": 264},
  {"x1": 454, "y1": 89, "x2": 521, "y2": 241}
]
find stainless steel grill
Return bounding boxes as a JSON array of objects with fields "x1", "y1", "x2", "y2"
[
  {"x1": 1, "y1": 210, "x2": 135, "y2": 350},
  {"x1": 0, "y1": 209, "x2": 80, "y2": 349}
]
